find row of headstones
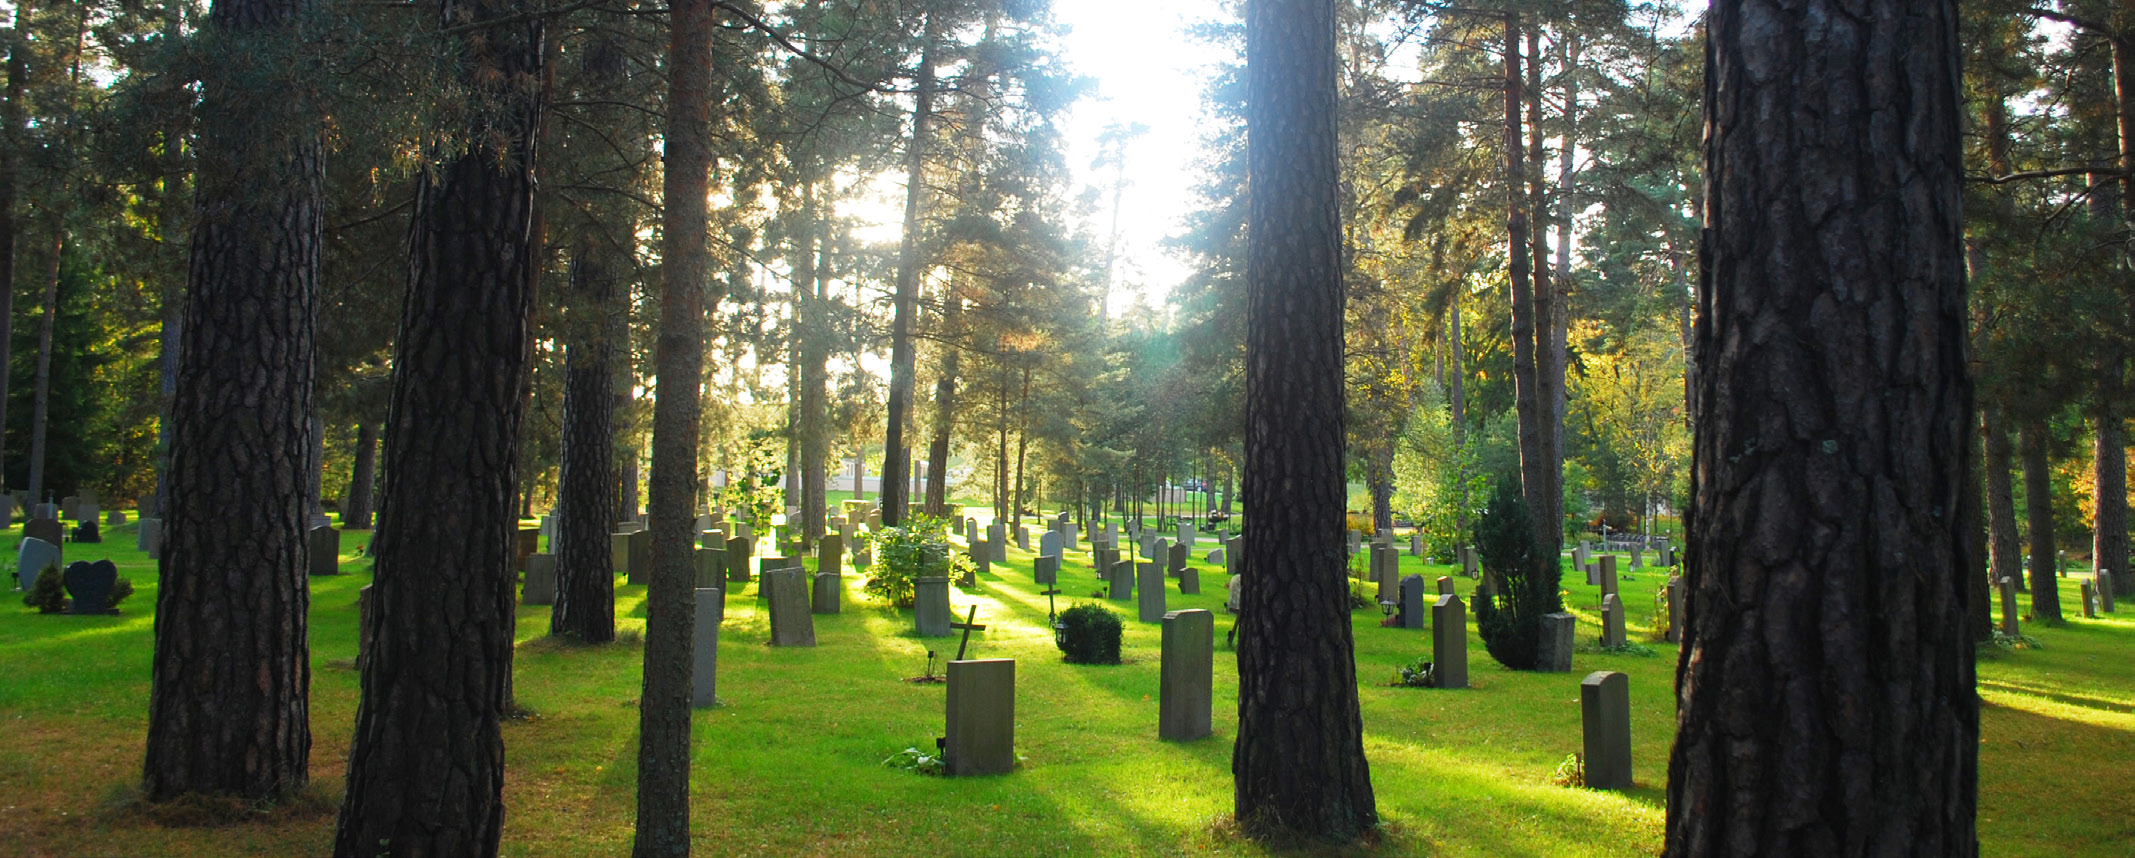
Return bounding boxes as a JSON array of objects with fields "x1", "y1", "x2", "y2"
[
  {"x1": 1573, "y1": 539, "x2": 1673, "y2": 575},
  {"x1": 1998, "y1": 573, "x2": 2117, "y2": 633}
]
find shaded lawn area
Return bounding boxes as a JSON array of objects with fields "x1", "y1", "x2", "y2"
[{"x1": 0, "y1": 511, "x2": 2127, "y2": 856}]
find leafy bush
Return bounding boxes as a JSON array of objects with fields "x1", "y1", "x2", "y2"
[
  {"x1": 1472, "y1": 479, "x2": 1564, "y2": 670},
  {"x1": 20, "y1": 564, "x2": 63, "y2": 613},
  {"x1": 861, "y1": 514, "x2": 952, "y2": 608},
  {"x1": 1550, "y1": 754, "x2": 1585, "y2": 787},
  {"x1": 1395, "y1": 655, "x2": 1436, "y2": 688},
  {"x1": 109, "y1": 577, "x2": 135, "y2": 609},
  {"x1": 882, "y1": 745, "x2": 945, "y2": 775},
  {"x1": 1055, "y1": 603, "x2": 1122, "y2": 664}
]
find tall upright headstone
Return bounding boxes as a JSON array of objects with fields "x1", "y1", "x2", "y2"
[
  {"x1": 763, "y1": 568, "x2": 815, "y2": 646},
  {"x1": 2099, "y1": 571, "x2": 2116, "y2": 612},
  {"x1": 1409, "y1": 533, "x2": 1423, "y2": 557},
  {"x1": 943, "y1": 658, "x2": 1015, "y2": 776},
  {"x1": 1600, "y1": 594, "x2": 1626, "y2": 647},
  {"x1": 1997, "y1": 577, "x2": 2021, "y2": 636},
  {"x1": 1599, "y1": 555, "x2": 1619, "y2": 600},
  {"x1": 2080, "y1": 581, "x2": 2097, "y2": 618},
  {"x1": 1159, "y1": 609, "x2": 1214, "y2": 741},
  {"x1": 693, "y1": 587, "x2": 723, "y2": 707},
  {"x1": 817, "y1": 534, "x2": 844, "y2": 577},
  {"x1": 1580, "y1": 671, "x2": 1633, "y2": 790},
  {"x1": 15, "y1": 537, "x2": 59, "y2": 591},
  {"x1": 1539, "y1": 612, "x2": 1576, "y2": 671},
  {"x1": 1039, "y1": 530, "x2": 1061, "y2": 558},
  {"x1": 1431, "y1": 593, "x2": 1468, "y2": 689},
  {"x1": 307, "y1": 526, "x2": 342, "y2": 576},
  {"x1": 1461, "y1": 546, "x2": 1478, "y2": 578},
  {"x1": 1178, "y1": 521, "x2": 1197, "y2": 547},
  {"x1": 1137, "y1": 561, "x2": 1166, "y2": 622},
  {"x1": 694, "y1": 548, "x2": 725, "y2": 589},
  {"x1": 1167, "y1": 541, "x2": 1188, "y2": 577},
  {"x1": 1663, "y1": 576, "x2": 1684, "y2": 643},
  {"x1": 1398, "y1": 574, "x2": 1426, "y2": 630},
  {"x1": 987, "y1": 523, "x2": 1007, "y2": 563},
  {"x1": 1062, "y1": 523, "x2": 1078, "y2": 550},
  {"x1": 524, "y1": 553, "x2": 557, "y2": 605},
  {"x1": 627, "y1": 529, "x2": 652, "y2": 585},
  {"x1": 1108, "y1": 560, "x2": 1134, "y2": 602},
  {"x1": 725, "y1": 536, "x2": 753, "y2": 582},
  {"x1": 1015, "y1": 526, "x2": 1031, "y2": 552},
  {"x1": 915, "y1": 577, "x2": 952, "y2": 636}
]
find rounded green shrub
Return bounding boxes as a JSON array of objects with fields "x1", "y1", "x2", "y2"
[
  {"x1": 1055, "y1": 602, "x2": 1122, "y2": 665},
  {"x1": 20, "y1": 564, "x2": 63, "y2": 614}
]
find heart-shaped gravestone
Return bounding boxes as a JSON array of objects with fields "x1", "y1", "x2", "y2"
[
  {"x1": 64, "y1": 559, "x2": 117, "y2": 614},
  {"x1": 16, "y1": 537, "x2": 61, "y2": 591}
]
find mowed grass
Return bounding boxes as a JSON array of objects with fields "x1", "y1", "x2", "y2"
[{"x1": 0, "y1": 510, "x2": 2129, "y2": 857}]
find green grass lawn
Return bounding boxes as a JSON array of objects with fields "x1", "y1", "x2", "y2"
[{"x1": 1, "y1": 510, "x2": 2128, "y2": 856}]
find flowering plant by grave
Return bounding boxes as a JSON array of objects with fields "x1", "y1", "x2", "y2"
[{"x1": 859, "y1": 513, "x2": 954, "y2": 608}]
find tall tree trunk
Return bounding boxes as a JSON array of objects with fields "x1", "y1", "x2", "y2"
[
  {"x1": 1501, "y1": 16, "x2": 1553, "y2": 563},
  {"x1": 1011, "y1": 363, "x2": 1031, "y2": 530},
  {"x1": 1666, "y1": 0, "x2": 1978, "y2": 848},
  {"x1": 632, "y1": 0, "x2": 711, "y2": 852},
  {"x1": 344, "y1": 421, "x2": 378, "y2": 529},
  {"x1": 879, "y1": 17, "x2": 938, "y2": 528},
  {"x1": 1368, "y1": 448, "x2": 1392, "y2": 534},
  {"x1": 26, "y1": 232, "x2": 59, "y2": 503},
  {"x1": 142, "y1": 0, "x2": 319, "y2": 801},
  {"x1": 1450, "y1": 285, "x2": 1468, "y2": 553},
  {"x1": 331, "y1": 0, "x2": 542, "y2": 851},
  {"x1": 797, "y1": 186, "x2": 829, "y2": 542},
  {"x1": 1525, "y1": 26, "x2": 1563, "y2": 554},
  {"x1": 550, "y1": 249, "x2": 617, "y2": 642},
  {"x1": 2096, "y1": 381, "x2": 2127, "y2": 610},
  {"x1": 619, "y1": 454, "x2": 639, "y2": 523},
  {"x1": 0, "y1": 1, "x2": 28, "y2": 491},
  {"x1": 1982, "y1": 408, "x2": 2023, "y2": 597},
  {"x1": 924, "y1": 296, "x2": 960, "y2": 517},
  {"x1": 2020, "y1": 419, "x2": 2062, "y2": 622},
  {"x1": 1234, "y1": 0, "x2": 1376, "y2": 839},
  {"x1": 1552, "y1": 34, "x2": 1577, "y2": 479}
]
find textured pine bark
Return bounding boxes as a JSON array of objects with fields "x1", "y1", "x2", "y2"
[
  {"x1": 2020, "y1": 420, "x2": 2061, "y2": 621},
  {"x1": 142, "y1": 0, "x2": 318, "y2": 802},
  {"x1": 798, "y1": 193, "x2": 829, "y2": 542},
  {"x1": 1500, "y1": 16, "x2": 1554, "y2": 559},
  {"x1": 1665, "y1": 0, "x2": 1977, "y2": 850},
  {"x1": 331, "y1": 0, "x2": 542, "y2": 852},
  {"x1": 1233, "y1": 0, "x2": 1375, "y2": 840},
  {"x1": 551, "y1": 250, "x2": 618, "y2": 642},
  {"x1": 2094, "y1": 385, "x2": 2127, "y2": 609},
  {"x1": 1983, "y1": 407, "x2": 2023, "y2": 594},
  {"x1": 0, "y1": 2, "x2": 24, "y2": 486},
  {"x1": 631, "y1": 0, "x2": 711, "y2": 853},
  {"x1": 924, "y1": 297, "x2": 961, "y2": 518}
]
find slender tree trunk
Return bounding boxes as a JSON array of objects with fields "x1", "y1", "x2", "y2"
[
  {"x1": 798, "y1": 187, "x2": 828, "y2": 541},
  {"x1": 2020, "y1": 419, "x2": 2062, "y2": 622},
  {"x1": 1450, "y1": 286, "x2": 1468, "y2": 553},
  {"x1": 879, "y1": 17, "x2": 938, "y2": 528},
  {"x1": 1983, "y1": 406, "x2": 2022, "y2": 598},
  {"x1": 1501, "y1": 16, "x2": 1553, "y2": 564},
  {"x1": 1666, "y1": 0, "x2": 1977, "y2": 848},
  {"x1": 1525, "y1": 26, "x2": 1563, "y2": 554},
  {"x1": 924, "y1": 296, "x2": 960, "y2": 517},
  {"x1": 1011, "y1": 363, "x2": 1031, "y2": 530},
  {"x1": 0, "y1": 2, "x2": 28, "y2": 491},
  {"x1": 142, "y1": 0, "x2": 319, "y2": 801},
  {"x1": 551, "y1": 250, "x2": 617, "y2": 642},
  {"x1": 27, "y1": 232, "x2": 59, "y2": 503},
  {"x1": 1368, "y1": 449, "x2": 1392, "y2": 534},
  {"x1": 1234, "y1": 0, "x2": 1376, "y2": 839},
  {"x1": 331, "y1": 0, "x2": 542, "y2": 851},
  {"x1": 343, "y1": 421, "x2": 378, "y2": 529},
  {"x1": 1552, "y1": 34, "x2": 1577, "y2": 479},
  {"x1": 2096, "y1": 382, "x2": 2127, "y2": 609},
  {"x1": 632, "y1": 0, "x2": 712, "y2": 852}
]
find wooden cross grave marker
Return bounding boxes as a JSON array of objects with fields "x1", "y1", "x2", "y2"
[
  {"x1": 1041, "y1": 586, "x2": 1062, "y2": 624},
  {"x1": 950, "y1": 605, "x2": 987, "y2": 661}
]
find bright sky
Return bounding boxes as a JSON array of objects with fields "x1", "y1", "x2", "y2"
[{"x1": 1051, "y1": 0, "x2": 1236, "y2": 315}]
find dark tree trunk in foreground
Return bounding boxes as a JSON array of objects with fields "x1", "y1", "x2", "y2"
[
  {"x1": 879, "y1": 18, "x2": 938, "y2": 529},
  {"x1": 2019, "y1": 419, "x2": 2061, "y2": 622},
  {"x1": 27, "y1": 232, "x2": 59, "y2": 502},
  {"x1": 1233, "y1": 0, "x2": 1376, "y2": 840},
  {"x1": 142, "y1": 0, "x2": 319, "y2": 801},
  {"x1": 1666, "y1": 0, "x2": 1977, "y2": 850},
  {"x1": 1983, "y1": 406, "x2": 2023, "y2": 594},
  {"x1": 797, "y1": 190, "x2": 828, "y2": 542},
  {"x1": 0, "y1": 2, "x2": 26, "y2": 488},
  {"x1": 332, "y1": 0, "x2": 542, "y2": 852},
  {"x1": 343, "y1": 422, "x2": 378, "y2": 529},
  {"x1": 551, "y1": 249, "x2": 618, "y2": 642},
  {"x1": 632, "y1": 0, "x2": 711, "y2": 854}
]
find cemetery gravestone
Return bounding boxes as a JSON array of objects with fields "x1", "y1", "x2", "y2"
[
  {"x1": 693, "y1": 587, "x2": 723, "y2": 707},
  {"x1": 1664, "y1": 577, "x2": 1684, "y2": 643},
  {"x1": 33, "y1": 502, "x2": 57, "y2": 522},
  {"x1": 25, "y1": 518, "x2": 63, "y2": 547},
  {"x1": 725, "y1": 537, "x2": 753, "y2": 582},
  {"x1": 515, "y1": 528, "x2": 540, "y2": 571},
  {"x1": 1399, "y1": 575, "x2": 1426, "y2": 629},
  {"x1": 1540, "y1": 612, "x2": 1577, "y2": 672},
  {"x1": 811, "y1": 570, "x2": 841, "y2": 614},
  {"x1": 1179, "y1": 565, "x2": 1202, "y2": 595},
  {"x1": 1179, "y1": 521, "x2": 1197, "y2": 546},
  {"x1": 1462, "y1": 546, "x2": 1479, "y2": 578},
  {"x1": 524, "y1": 554, "x2": 557, "y2": 605},
  {"x1": 1168, "y1": 541, "x2": 1188, "y2": 577},
  {"x1": 308, "y1": 526, "x2": 341, "y2": 576},
  {"x1": 1630, "y1": 545, "x2": 1643, "y2": 569},
  {"x1": 1039, "y1": 531, "x2": 1061, "y2": 558},
  {"x1": 0, "y1": 495, "x2": 13, "y2": 527},
  {"x1": 14, "y1": 537, "x2": 57, "y2": 590},
  {"x1": 1063, "y1": 523, "x2": 1078, "y2": 550},
  {"x1": 628, "y1": 531, "x2": 654, "y2": 584},
  {"x1": 1581, "y1": 671, "x2": 1633, "y2": 790},
  {"x1": 1159, "y1": 609, "x2": 1214, "y2": 741},
  {"x1": 1016, "y1": 526, "x2": 1030, "y2": 552},
  {"x1": 1225, "y1": 573, "x2": 1242, "y2": 613},
  {"x1": 1409, "y1": 533, "x2": 1423, "y2": 557},
  {"x1": 694, "y1": 548, "x2": 725, "y2": 589},
  {"x1": 757, "y1": 556, "x2": 800, "y2": 586},
  {"x1": 1346, "y1": 529, "x2": 1361, "y2": 556},
  {"x1": 1436, "y1": 576, "x2": 1455, "y2": 595},
  {"x1": 818, "y1": 535, "x2": 844, "y2": 577},
  {"x1": 2099, "y1": 571, "x2": 2116, "y2": 612},
  {"x1": 137, "y1": 519, "x2": 161, "y2": 558},
  {"x1": 943, "y1": 658, "x2": 1015, "y2": 776},
  {"x1": 1432, "y1": 593, "x2": 1469, "y2": 689},
  {"x1": 1108, "y1": 560, "x2": 1135, "y2": 602},
  {"x1": 2081, "y1": 581, "x2": 2097, "y2": 618},
  {"x1": 915, "y1": 577, "x2": 952, "y2": 637},
  {"x1": 63, "y1": 560, "x2": 119, "y2": 614},
  {"x1": 1034, "y1": 554, "x2": 1059, "y2": 586},
  {"x1": 968, "y1": 540, "x2": 988, "y2": 585},
  {"x1": 987, "y1": 524, "x2": 1007, "y2": 563},
  {"x1": 1600, "y1": 594, "x2": 1626, "y2": 647},
  {"x1": 1137, "y1": 562, "x2": 1166, "y2": 622},
  {"x1": 763, "y1": 568, "x2": 816, "y2": 646},
  {"x1": 106, "y1": 510, "x2": 125, "y2": 526},
  {"x1": 61, "y1": 496, "x2": 78, "y2": 520},
  {"x1": 72, "y1": 520, "x2": 100, "y2": 544},
  {"x1": 1600, "y1": 555, "x2": 1619, "y2": 600}
]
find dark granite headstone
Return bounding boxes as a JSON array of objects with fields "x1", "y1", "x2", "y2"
[
  {"x1": 915, "y1": 576, "x2": 952, "y2": 637},
  {"x1": 524, "y1": 553, "x2": 557, "y2": 605},
  {"x1": 1581, "y1": 670, "x2": 1633, "y2": 790},
  {"x1": 763, "y1": 568, "x2": 816, "y2": 646},
  {"x1": 811, "y1": 571, "x2": 841, "y2": 614},
  {"x1": 693, "y1": 587, "x2": 723, "y2": 707},
  {"x1": 63, "y1": 559, "x2": 118, "y2": 614},
  {"x1": 24, "y1": 518, "x2": 63, "y2": 547},
  {"x1": 1398, "y1": 574, "x2": 1426, "y2": 630},
  {"x1": 1033, "y1": 554, "x2": 1059, "y2": 586},
  {"x1": 1431, "y1": 593, "x2": 1468, "y2": 689},
  {"x1": 71, "y1": 520, "x2": 100, "y2": 544},
  {"x1": 308, "y1": 526, "x2": 341, "y2": 576},
  {"x1": 1539, "y1": 612, "x2": 1576, "y2": 672},
  {"x1": 944, "y1": 658, "x2": 1015, "y2": 776},
  {"x1": 1159, "y1": 609, "x2": 1214, "y2": 741}
]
